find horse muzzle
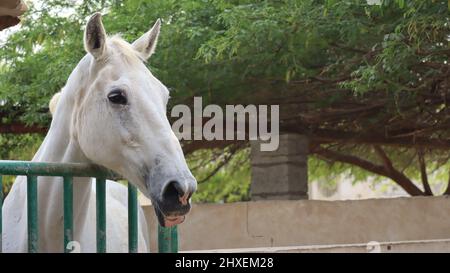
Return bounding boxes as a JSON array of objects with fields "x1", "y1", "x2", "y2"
[{"x1": 150, "y1": 179, "x2": 196, "y2": 227}]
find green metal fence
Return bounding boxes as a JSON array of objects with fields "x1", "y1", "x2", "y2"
[{"x1": 0, "y1": 160, "x2": 178, "y2": 253}]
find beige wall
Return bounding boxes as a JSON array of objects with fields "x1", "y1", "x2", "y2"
[{"x1": 142, "y1": 196, "x2": 450, "y2": 251}]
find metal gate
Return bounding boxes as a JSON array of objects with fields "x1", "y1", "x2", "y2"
[{"x1": 0, "y1": 160, "x2": 178, "y2": 253}]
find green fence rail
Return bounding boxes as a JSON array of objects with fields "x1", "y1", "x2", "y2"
[{"x1": 0, "y1": 160, "x2": 178, "y2": 253}]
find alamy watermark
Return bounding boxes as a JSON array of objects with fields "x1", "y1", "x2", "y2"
[{"x1": 171, "y1": 97, "x2": 280, "y2": 152}]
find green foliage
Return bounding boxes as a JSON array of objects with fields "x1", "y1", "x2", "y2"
[
  {"x1": 189, "y1": 148, "x2": 251, "y2": 203},
  {"x1": 1, "y1": 0, "x2": 448, "y2": 199},
  {"x1": 2, "y1": 0, "x2": 447, "y2": 122},
  {"x1": 0, "y1": 134, "x2": 43, "y2": 195},
  {"x1": 7, "y1": 0, "x2": 446, "y2": 126}
]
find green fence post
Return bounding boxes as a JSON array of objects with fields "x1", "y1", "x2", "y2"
[
  {"x1": 128, "y1": 183, "x2": 138, "y2": 253},
  {"x1": 27, "y1": 175, "x2": 38, "y2": 253},
  {"x1": 96, "y1": 177, "x2": 106, "y2": 253},
  {"x1": 63, "y1": 176, "x2": 73, "y2": 252},
  {"x1": 171, "y1": 226, "x2": 178, "y2": 253},
  {"x1": 158, "y1": 225, "x2": 178, "y2": 253},
  {"x1": 158, "y1": 225, "x2": 170, "y2": 253}
]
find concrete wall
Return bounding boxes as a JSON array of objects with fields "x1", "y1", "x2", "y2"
[{"x1": 142, "y1": 196, "x2": 450, "y2": 251}]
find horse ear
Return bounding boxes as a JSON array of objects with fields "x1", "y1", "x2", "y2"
[
  {"x1": 84, "y1": 13, "x2": 107, "y2": 59},
  {"x1": 132, "y1": 19, "x2": 161, "y2": 60}
]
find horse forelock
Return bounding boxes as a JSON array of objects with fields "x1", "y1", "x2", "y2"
[{"x1": 107, "y1": 35, "x2": 145, "y2": 66}]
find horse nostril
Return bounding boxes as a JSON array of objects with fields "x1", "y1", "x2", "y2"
[{"x1": 162, "y1": 181, "x2": 185, "y2": 202}]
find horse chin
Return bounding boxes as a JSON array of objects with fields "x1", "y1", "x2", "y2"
[
  {"x1": 154, "y1": 206, "x2": 186, "y2": 228},
  {"x1": 164, "y1": 215, "x2": 186, "y2": 227}
]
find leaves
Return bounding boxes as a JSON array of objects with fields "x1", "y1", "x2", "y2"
[{"x1": 1, "y1": 0, "x2": 449, "y2": 199}]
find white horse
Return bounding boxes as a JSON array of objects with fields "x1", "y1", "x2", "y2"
[{"x1": 2, "y1": 13, "x2": 197, "y2": 252}]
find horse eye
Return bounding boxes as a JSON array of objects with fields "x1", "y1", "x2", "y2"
[{"x1": 107, "y1": 89, "x2": 127, "y2": 105}]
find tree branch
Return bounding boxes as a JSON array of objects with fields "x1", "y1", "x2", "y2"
[
  {"x1": 304, "y1": 128, "x2": 450, "y2": 150},
  {"x1": 197, "y1": 144, "x2": 242, "y2": 184},
  {"x1": 0, "y1": 123, "x2": 47, "y2": 134},
  {"x1": 312, "y1": 146, "x2": 425, "y2": 196},
  {"x1": 418, "y1": 149, "x2": 433, "y2": 196},
  {"x1": 444, "y1": 168, "x2": 450, "y2": 196},
  {"x1": 373, "y1": 145, "x2": 427, "y2": 196},
  {"x1": 373, "y1": 145, "x2": 395, "y2": 171},
  {"x1": 328, "y1": 42, "x2": 369, "y2": 54}
]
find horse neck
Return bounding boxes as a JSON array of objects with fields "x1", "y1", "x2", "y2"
[
  {"x1": 31, "y1": 57, "x2": 94, "y2": 249},
  {"x1": 33, "y1": 113, "x2": 93, "y2": 212}
]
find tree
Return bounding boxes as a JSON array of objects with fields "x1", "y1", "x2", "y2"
[{"x1": 1, "y1": 0, "x2": 449, "y2": 198}]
